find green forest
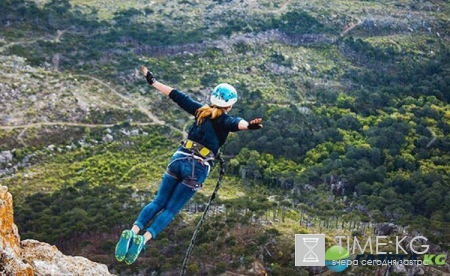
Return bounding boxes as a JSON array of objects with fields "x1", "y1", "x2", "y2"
[{"x1": 1, "y1": 0, "x2": 449, "y2": 275}]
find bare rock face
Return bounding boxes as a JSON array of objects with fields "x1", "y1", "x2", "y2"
[
  {"x1": 21, "y1": 240, "x2": 112, "y2": 276},
  {"x1": 0, "y1": 186, "x2": 113, "y2": 276},
  {"x1": 375, "y1": 222, "x2": 398, "y2": 236},
  {"x1": 0, "y1": 186, "x2": 34, "y2": 275}
]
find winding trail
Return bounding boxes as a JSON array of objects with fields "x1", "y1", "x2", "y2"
[
  {"x1": 0, "y1": 122, "x2": 158, "y2": 147},
  {"x1": 0, "y1": 28, "x2": 69, "y2": 53},
  {"x1": 72, "y1": 74, "x2": 165, "y2": 125},
  {"x1": 16, "y1": 128, "x2": 28, "y2": 147},
  {"x1": 71, "y1": 74, "x2": 186, "y2": 136},
  {"x1": 0, "y1": 31, "x2": 179, "y2": 133},
  {"x1": 0, "y1": 72, "x2": 187, "y2": 139},
  {"x1": 340, "y1": 19, "x2": 364, "y2": 36},
  {"x1": 0, "y1": 121, "x2": 158, "y2": 130}
]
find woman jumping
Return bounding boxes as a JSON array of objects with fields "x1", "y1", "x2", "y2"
[{"x1": 115, "y1": 66, "x2": 263, "y2": 264}]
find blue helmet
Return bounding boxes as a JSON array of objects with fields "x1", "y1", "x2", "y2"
[{"x1": 210, "y1": 83, "x2": 238, "y2": 107}]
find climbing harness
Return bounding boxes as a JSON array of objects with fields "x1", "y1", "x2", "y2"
[
  {"x1": 165, "y1": 140, "x2": 215, "y2": 191},
  {"x1": 181, "y1": 139, "x2": 215, "y2": 162},
  {"x1": 179, "y1": 154, "x2": 226, "y2": 276},
  {"x1": 166, "y1": 150, "x2": 211, "y2": 191}
]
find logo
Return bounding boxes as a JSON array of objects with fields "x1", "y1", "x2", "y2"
[
  {"x1": 325, "y1": 246, "x2": 351, "y2": 272},
  {"x1": 295, "y1": 234, "x2": 447, "y2": 272},
  {"x1": 295, "y1": 234, "x2": 325, "y2": 266}
]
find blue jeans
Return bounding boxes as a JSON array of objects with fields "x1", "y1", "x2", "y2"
[{"x1": 133, "y1": 151, "x2": 209, "y2": 238}]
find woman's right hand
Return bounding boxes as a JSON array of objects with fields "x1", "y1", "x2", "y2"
[
  {"x1": 142, "y1": 66, "x2": 149, "y2": 76},
  {"x1": 142, "y1": 67, "x2": 173, "y2": 96},
  {"x1": 142, "y1": 66, "x2": 156, "y2": 85}
]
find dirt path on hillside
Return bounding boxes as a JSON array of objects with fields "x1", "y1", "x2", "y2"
[
  {"x1": 72, "y1": 74, "x2": 166, "y2": 125},
  {"x1": 0, "y1": 121, "x2": 158, "y2": 130},
  {"x1": 71, "y1": 74, "x2": 187, "y2": 136},
  {"x1": 0, "y1": 121, "x2": 161, "y2": 147}
]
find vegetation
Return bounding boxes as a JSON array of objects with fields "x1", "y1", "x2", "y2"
[{"x1": 1, "y1": 0, "x2": 449, "y2": 275}]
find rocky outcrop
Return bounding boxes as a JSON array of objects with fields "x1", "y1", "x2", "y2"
[
  {"x1": 0, "y1": 151, "x2": 13, "y2": 164},
  {"x1": 375, "y1": 222, "x2": 398, "y2": 236},
  {"x1": 0, "y1": 186, "x2": 33, "y2": 275},
  {"x1": 0, "y1": 186, "x2": 113, "y2": 276},
  {"x1": 21, "y1": 240, "x2": 113, "y2": 276}
]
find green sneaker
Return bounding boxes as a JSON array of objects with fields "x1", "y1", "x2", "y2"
[
  {"x1": 115, "y1": 230, "x2": 134, "y2": 262},
  {"x1": 125, "y1": 235, "x2": 146, "y2": 265}
]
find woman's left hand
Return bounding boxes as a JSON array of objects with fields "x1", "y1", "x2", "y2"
[{"x1": 248, "y1": 118, "x2": 263, "y2": 129}]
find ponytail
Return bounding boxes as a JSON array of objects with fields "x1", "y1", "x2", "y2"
[{"x1": 195, "y1": 105, "x2": 227, "y2": 125}]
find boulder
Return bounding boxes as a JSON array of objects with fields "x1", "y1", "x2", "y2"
[
  {"x1": 22, "y1": 240, "x2": 112, "y2": 276},
  {"x1": 0, "y1": 151, "x2": 13, "y2": 164}
]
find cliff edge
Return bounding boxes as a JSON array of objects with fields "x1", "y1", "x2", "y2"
[{"x1": 0, "y1": 186, "x2": 113, "y2": 276}]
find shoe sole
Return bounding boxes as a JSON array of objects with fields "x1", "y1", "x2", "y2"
[
  {"x1": 115, "y1": 230, "x2": 133, "y2": 262},
  {"x1": 125, "y1": 236, "x2": 145, "y2": 265}
]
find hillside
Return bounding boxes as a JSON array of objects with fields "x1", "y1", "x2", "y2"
[{"x1": 1, "y1": 0, "x2": 449, "y2": 275}]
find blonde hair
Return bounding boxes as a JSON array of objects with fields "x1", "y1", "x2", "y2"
[{"x1": 196, "y1": 105, "x2": 228, "y2": 125}]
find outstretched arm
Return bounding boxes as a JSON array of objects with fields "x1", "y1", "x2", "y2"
[
  {"x1": 142, "y1": 66, "x2": 173, "y2": 96},
  {"x1": 238, "y1": 118, "x2": 263, "y2": 131},
  {"x1": 142, "y1": 65, "x2": 202, "y2": 116}
]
